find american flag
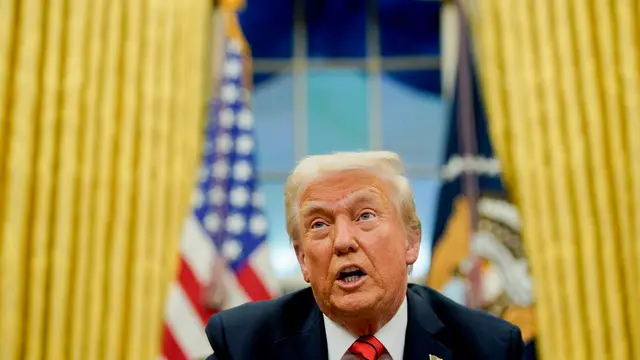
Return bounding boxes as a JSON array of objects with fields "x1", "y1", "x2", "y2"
[{"x1": 161, "y1": 39, "x2": 280, "y2": 360}]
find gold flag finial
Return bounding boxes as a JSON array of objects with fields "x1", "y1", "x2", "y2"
[{"x1": 214, "y1": 0, "x2": 245, "y2": 11}]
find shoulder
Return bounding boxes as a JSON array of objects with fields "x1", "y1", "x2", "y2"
[
  {"x1": 409, "y1": 284, "x2": 524, "y2": 359},
  {"x1": 205, "y1": 287, "x2": 318, "y2": 359}
]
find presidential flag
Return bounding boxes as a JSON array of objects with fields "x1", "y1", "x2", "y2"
[
  {"x1": 425, "y1": 4, "x2": 536, "y2": 358},
  {"x1": 161, "y1": 39, "x2": 279, "y2": 360}
]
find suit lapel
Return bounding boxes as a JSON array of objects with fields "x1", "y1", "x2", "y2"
[
  {"x1": 403, "y1": 288, "x2": 452, "y2": 360},
  {"x1": 269, "y1": 287, "x2": 451, "y2": 360},
  {"x1": 271, "y1": 304, "x2": 328, "y2": 360}
]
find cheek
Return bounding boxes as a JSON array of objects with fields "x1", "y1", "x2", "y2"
[
  {"x1": 371, "y1": 223, "x2": 402, "y2": 248},
  {"x1": 305, "y1": 242, "x2": 333, "y2": 274},
  {"x1": 365, "y1": 227, "x2": 407, "y2": 266}
]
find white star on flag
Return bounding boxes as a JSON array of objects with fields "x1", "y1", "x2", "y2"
[
  {"x1": 222, "y1": 239, "x2": 243, "y2": 261},
  {"x1": 204, "y1": 212, "x2": 221, "y2": 232},
  {"x1": 226, "y1": 213, "x2": 246, "y2": 234},
  {"x1": 218, "y1": 108, "x2": 234, "y2": 128},
  {"x1": 237, "y1": 108, "x2": 253, "y2": 130},
  {"x1": 235, "y1": 134, "x2": 254, "y2": 155},
  {"x1": 221, "y1": 83, "x2": 240, "y2": 103},
  {"x1": 224, "y1": 58, "x2": 242, "y2": 78},
  {"x1": 250, "y1": 215, "x2": 268, "y2": 236},
  {"x1": 233, "y1": 161, "x2": 252, "y2": 181},
  {"x1": 230, "y1": 186, "x2": 250, "y2": 207},
  {"x1": 208, "y1": 186, "x2": 226, "y2": 206},
  {"x1": 216, "y1": 133, "x2": 233, "y2": 154},
  {"x1": 212, "y1": 160, "x2": 229, "y2": 179}
]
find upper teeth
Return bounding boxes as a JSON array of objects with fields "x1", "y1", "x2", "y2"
[{"x1": 343, "y1": 266, "x2": 360, "y2": 273}]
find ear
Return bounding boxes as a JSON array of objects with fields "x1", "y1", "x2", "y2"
[
  {"x1": 405, "y1": 227, "x2": 421, "y2": 265},
  {"x1": 294, "y1": 241, "x2": 310, "y2": 283}
]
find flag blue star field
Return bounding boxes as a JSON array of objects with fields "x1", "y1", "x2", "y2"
[
  {"x1": 162, "y1": 40, "x2": 279, "y2": 360},
  {"x1": 425, "y1": 27, "x2": 537, "y2": 359}
]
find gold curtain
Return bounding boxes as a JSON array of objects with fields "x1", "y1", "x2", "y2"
[
  {"x1": 0, "y1": 0, "x2": 209, "y2": 359},
  {"x1": 472, "y1": 1, "x2": 640, "y2": 359}
]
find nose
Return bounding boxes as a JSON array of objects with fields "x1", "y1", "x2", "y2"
[{"x1": 333, "y1": 215, "x2": 359, "y2": 255}]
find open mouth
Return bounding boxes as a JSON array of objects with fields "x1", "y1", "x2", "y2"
[{"x1": 337, "y1": 266, "x2": 367, "y2": 283}]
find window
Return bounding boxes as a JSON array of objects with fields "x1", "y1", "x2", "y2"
[
  {"x1": 381, "y1": 72, "x2": 447, "y2": 168},
  {"x1": 307, "y1": 70, "x2": 369, "y2": 154},
  {"x1": 252, "y1": 73, "x2": 296, "y2": 173},
  {"x1": 245, "y1": 0, "x2": 446, "y2": 285}
]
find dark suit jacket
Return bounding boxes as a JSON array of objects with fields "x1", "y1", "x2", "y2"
[{"x1": 205, "y1": 284, "x2": 524, "y2": 359}]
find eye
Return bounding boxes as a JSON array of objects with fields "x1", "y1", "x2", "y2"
[
  {"x1": 310, "y1": 220, "x2": 327, "y2": 229},
  {"x1": 357, "y1": 211, "x2": 375, "y2": 221}
]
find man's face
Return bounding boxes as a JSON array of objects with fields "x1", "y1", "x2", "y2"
[{"x1": 294, "y1": 170, "x2": 420, "y2": 319}]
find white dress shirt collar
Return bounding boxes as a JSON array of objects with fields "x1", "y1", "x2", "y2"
[{"x1": 323, "y1": 296, "x2": 408, "y2": 360}]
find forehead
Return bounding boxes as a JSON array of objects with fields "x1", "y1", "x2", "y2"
[{"x1": 299, "y1": 170, "x2": 394, "y2": 208}]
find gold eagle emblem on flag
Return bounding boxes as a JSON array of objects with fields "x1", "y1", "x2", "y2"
[{"x1": 426, "y1": 192, "x2": 536, "y2": 342}]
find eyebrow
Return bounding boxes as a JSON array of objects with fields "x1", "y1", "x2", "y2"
[{"x1": 299, "y1": 189, "x2": 382, "y2": 218}]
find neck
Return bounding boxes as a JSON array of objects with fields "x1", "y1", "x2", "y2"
[{"x1": 339, "y1": 313, "x2": 394, "y2": 336}]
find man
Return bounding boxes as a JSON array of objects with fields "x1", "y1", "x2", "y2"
[{"x1": 205, "y1": 151, "x2": 524, "y2": 359}]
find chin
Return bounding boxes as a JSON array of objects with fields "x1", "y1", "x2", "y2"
[{"x1": 330, "y1": 290, "x2": 380, "y2": 315}]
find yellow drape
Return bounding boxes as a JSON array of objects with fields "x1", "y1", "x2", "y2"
[
  {"x1": 472, "y1": 1, "x2": 640, "y2": 359},
  {"x1": 0, "y1": 0, "x2": 209, "y2": 359}
]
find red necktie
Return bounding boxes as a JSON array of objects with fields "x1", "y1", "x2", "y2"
[{"x1": 348, "y1": 335, "x2": 387, "y2": 360}]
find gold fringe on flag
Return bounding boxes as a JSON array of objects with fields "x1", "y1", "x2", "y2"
[
  {"x1": 471, "y1": 1, "x2": 640, "y2": 359},
  {"x1": 0, "y1": 0, "x2": 209, "y2": 359}
]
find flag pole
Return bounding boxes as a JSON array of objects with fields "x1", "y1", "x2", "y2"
[{"x1": 452, "y1": 0, "x2": 483, "y2": 309}]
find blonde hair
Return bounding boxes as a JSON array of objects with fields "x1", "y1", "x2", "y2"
[{"x1": 284, "y1": 151, "x2": 422, "y2": 245}]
